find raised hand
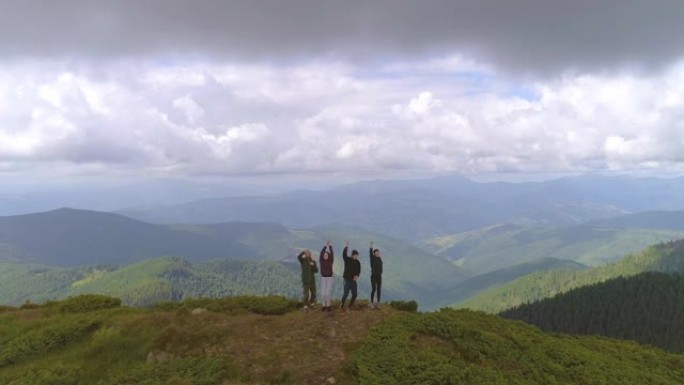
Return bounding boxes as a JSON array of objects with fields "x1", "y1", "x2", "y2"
[
  {"x1": 326, "y1": 239, "x2": 331, "y2": 246},
  {"x1": 345, "y1": 240, "x2": 349, "y2": 248},
  {"x1": 370, "y1": 241, "x2": 374, "y2": 248}
]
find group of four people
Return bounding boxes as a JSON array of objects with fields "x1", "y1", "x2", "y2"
[{"x1": 296, "y1": 240, "x2": 384, "y2": 312}]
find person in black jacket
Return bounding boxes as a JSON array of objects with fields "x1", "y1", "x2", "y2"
[
  {"x1": 339, "y1": 241, "x2": 361, "y2": 312},
  {"x1": 369, "y1": 240, "x2": 384, "y2": 309}
]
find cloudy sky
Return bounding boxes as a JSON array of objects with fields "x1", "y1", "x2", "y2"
[{"x1": 2, "y1": 0, "x2": 684, "y2": 189}]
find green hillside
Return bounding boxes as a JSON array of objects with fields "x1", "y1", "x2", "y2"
[
  {"x1": 501, "y1": 272, "x2": 684, "y2": 352},
  {"x1": 0, "y1": 247, "x2": 456, "y2": 310},
  {"x1": 0, "y1": 258, "x2": 301, "y2": 307},
  {"x1": 460, "y1": 239, "x2": 684, "y2": 313},
  {"x1": 3, "y1": 296, "x2": 684, "y2": 385},
  {"x1": 423, "y1": 223, "x2": 684, "y2": 274},
  {"x1": 431, "y1": 257, "x2": 586, "y2": 309}
]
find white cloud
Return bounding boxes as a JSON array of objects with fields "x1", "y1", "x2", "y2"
[{"x1": 2, "y1": 59, "x2": 684, "y2": 180}]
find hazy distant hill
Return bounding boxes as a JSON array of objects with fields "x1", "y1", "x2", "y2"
[
  {"x1": 119, "y1": 175, "x2": 639, "y2": 241},
  {"x1": 586, "y1": 210, "x2": 684, "y2": 230},
  {"x1": 501, "y1": 272, "x2": 684, "y2": 352},
  {"x1": 0, "y1": 208, "x2": 259, "y2": 266},
  {"x1": 461, "y1": 239, "x2": 684, "y2": 313},
  {"x1": 423, "y1": 222, "x2": 684, "y2": 274}
]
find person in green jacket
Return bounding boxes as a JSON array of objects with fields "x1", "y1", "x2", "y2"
[{"x1": 297, "y1": 249, "x2": 318, "y2": 309}]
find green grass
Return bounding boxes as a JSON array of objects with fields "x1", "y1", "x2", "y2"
[
  {"x1": 4, "y1": 295, "x2": 684, "y2": 385},
  {"x1": 0, "y1": 295, "x2": 389, "y2": 385},
  {"x1": 352, "y1": 308, "x2": 684, "y2": 385}
]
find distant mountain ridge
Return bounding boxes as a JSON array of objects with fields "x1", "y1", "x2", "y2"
[
  {"x1": 0, "y1": 208, "x2": 466, "y2": 308},
  {"x1": 0, "y1": 208, "x2": 267, "y2": 266},
  {"x1": 422, "y1": 220, "x2": 684, "y2": 274},
  {"x1": 119, "y1": 175, "x2": 669, "y2": 241}
]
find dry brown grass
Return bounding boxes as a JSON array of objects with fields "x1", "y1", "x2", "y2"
[
  {"x1": 224, "y1": 309, "x2": 394, "y2": 384},
  {"x1": 147, "y1": 306, "x2": 399, "y2": 384}
]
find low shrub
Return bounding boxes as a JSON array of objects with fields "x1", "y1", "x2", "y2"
[
  {"x1": 154, "y1": 296, "x2": 298, "y2": 316},
  {"x1": 0, "y1": 316, "x2": 99, "y2": 367},
  {"x1": 389, "y1": 300, "x2": 419, "y2": 313},
  {"x1": 0, "y1": 305, "x2": 15, "y2": 313},
  {"x1": 57, "y1": 294, "x2": 122, "y2": 314},
  {"x1": 19, "y1": 300, "x2": 39, "y2": 310}
]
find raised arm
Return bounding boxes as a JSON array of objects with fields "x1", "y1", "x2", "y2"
[
  {"x1": 369, "y1": 241, "x2": 374, "y2": 266},
  {"x1": 320, "y1": 245, "x2": 327, "y2": 261},
  {"x1": 328, "y1": 245, "x2": 334, "y2": 260},
  {"x1": 297, "y1": 251, "x2": 306, "y2": 262}
]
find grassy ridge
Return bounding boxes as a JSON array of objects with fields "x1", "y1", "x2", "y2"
[
  {"x1": 4, "y1": 296, "x2": 684, "y2": 384},
  {"x1": 353, "y1": 308, "x2": 684, "y2": 385},
  {"x1": 0, "y1": 296, "x2": 385, "y2": 385}
]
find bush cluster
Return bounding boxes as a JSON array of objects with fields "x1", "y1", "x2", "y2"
[
  {"x1": 389, "y1": 300, "x2": 419, "y2": 313},
  {"x1": 56, "y1": 294, "x2": 122, "y2": 314},
  {"x1": 155, "y1": 295, "x2": 298, "y2": 315}
]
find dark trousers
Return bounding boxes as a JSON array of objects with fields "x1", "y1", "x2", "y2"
[
  {"x1": 341, "y1": 278, "x2": 357, "y2": 308},
  {"x1": 302, "y1": 282, "x2": 316, "y2": 306},
  {"x1": 370, "y1": 273, "x2": 382, "y2": 303}
]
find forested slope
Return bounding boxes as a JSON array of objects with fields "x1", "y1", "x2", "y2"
[{"x1": 501, "y1": 272, "x2": 684, "y2": 352}]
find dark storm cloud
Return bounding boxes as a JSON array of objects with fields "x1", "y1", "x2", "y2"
[{"x1": 2, "y1": 0, "x2": 684, "y2": 73}]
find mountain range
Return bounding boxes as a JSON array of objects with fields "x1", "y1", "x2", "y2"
[
  {"x1": 0, "y1": 208, "x2": 466, "y2": 308},
  {"x1": 421, "y1": 220, "x2": 684, "y2": 274},
  {"x1": 114, "y1": 175, "x2": 684, "y2": 243}
]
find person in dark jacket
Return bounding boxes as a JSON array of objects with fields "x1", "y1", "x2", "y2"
[
  {"x1": 369, "y1": 241, "x2": 384, "y2": 309},
  {"x1": 339, "y1": 241, "x2": 361, "y2": 312},
  {"x1": 297, "y1": 249, "x2": 318, "y2": 309},
  {"x1": 319, "y1": 240, "x2": 334, "y2": 312}
]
